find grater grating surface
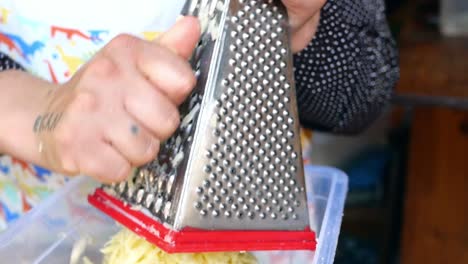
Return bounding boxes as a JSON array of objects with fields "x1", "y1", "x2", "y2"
[{"x1": 89, "y1": 0, "x2": 316, "y2": 253}]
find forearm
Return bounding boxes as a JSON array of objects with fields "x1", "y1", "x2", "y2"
[
  {"x1": 294, "y1": 0, "x2": 399, "y2": 134},
  {"x1": 0, "y1": 69, "x2": 55, "y2": 166}
]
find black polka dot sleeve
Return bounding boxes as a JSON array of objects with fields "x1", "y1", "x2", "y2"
[
  {"x1": 0, "y1": 52, "x2": 23, "y2": 71},
  {"x1": 294, "y1": 0, "x2": 399, "y2": 134}
]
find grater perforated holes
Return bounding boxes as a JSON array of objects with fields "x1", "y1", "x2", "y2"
[
  {"x1": 202, "y1": 180, "x2": 211, "y2": 188},
  {"x1": 220, "y1": 174, "x2": 229, "y2": 183},
  {"x1": 224, "y1": 144, "x2": 232, "y2": 153},
  {"x1": 208, "y1": 187, "x2": 216, "y2": 195},
  {"x1": 279, "y1": 164, "x2": 285, "y2": 171},
  {"x1": 207, "y1": 202, "x2": 214, "y2": 210},
  {"x1": 243, "y1": 175, "x2": 251, "y2": 183},
  {"x1": 194, "y1": 0, "x2": 305, "y2": 221},
  {"x1": 241, "y1": 153, "x2": 248, "y2": 161},
  {"x1": 251, "y1": 183, "x2": 258, "y2": 190},
  {"x1": 256, "y1": 177, "x2": 264, "y2": 185},
  {"x1": 228, "y1": 151, "x2": 236, "y2": 160},
  {"x1": 135, "y1": 189, "x2": 144, "y2": 204},
  {"x1": 219, "y1": 203, "x2": 226, "y2": 210},
  {"x1": 212, "y1": 210, "x2": 220, "y2": 217},
  {"x1": 153, "y1": 196, "x2": 163, "y2": 213},
  {"x1": 289, "y1": 193, "x2": 296, "y2": 200},
  {"x1": 236, "y1": 212, "x2": 243, "y2": 219},
  {"x1": 125, "y1": 186, "x2": 134, "y2": 200},
  {"x1": 118, "y1": 182, "x2": 126, "y2": 194},
  {"x1": 239, "y1": 182, "x2": 245, "y2": 191}
]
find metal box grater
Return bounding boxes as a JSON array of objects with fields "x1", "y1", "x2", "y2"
[{"x1": 89, "y1": 0, "x2": 316, "y2": 253}]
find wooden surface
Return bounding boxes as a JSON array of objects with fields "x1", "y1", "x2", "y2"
[
  {"x1": 397, "y1": 37, "x2": 468, "y2": 98},
  {"x1": 401, "y1": 107, "x2": 468, "y2": 264}
]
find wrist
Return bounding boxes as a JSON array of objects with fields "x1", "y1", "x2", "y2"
[{"x1": 0, "y1": 70, "x2": 58, "y2": 167}]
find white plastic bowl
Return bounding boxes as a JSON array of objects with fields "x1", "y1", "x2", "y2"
[{"x1": 0, "y1": 165, "x2": 347, "y2": 264}]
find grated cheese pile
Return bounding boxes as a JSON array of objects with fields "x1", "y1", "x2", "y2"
[{"x1": 101, "y1": 228, "x2": 258, "y2": 264}]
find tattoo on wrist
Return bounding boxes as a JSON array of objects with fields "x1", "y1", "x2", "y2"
[{"x1": 33, "y1": 112, "x2": 63, "y2": 133}]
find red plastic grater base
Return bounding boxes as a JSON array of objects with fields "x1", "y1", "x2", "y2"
[{"x1": 88, "y1": 189, "x2": 317, "y2": 253}]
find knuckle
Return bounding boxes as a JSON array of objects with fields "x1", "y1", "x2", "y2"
[
  {"x1": 142, "y1": 93, "x2": 180, "y2": 138},
  {"x1": 158, "y1": 108, "x2": 180, "y2": 140},
  {"x1": 166, "y1": 109, "x2": 181, "y2": 133},
  {"x1": 150, "y1": 42, "x2": 164, "y2": 53},
  {"x1": 177, "y1": 69, "x2": 197, "y2": 95},
  {"x1": 141, "y1": 138, "x2": 160, "y2": 163},
  {"x1": 108, "y1": 34, "x2": 140, "y2": 51},
  {"x1": 137, "y1": 139, "x2": 159, "y2": 166},
  {"x1": 136, "y1": 43, "x2": 162, "y2": 67},
  {"x1": 115, "y1": 163, "x2": 131, "y2": 182},
  {"x1": 69, "y1": 92, "x2": 98, "y2": 113},
  {"x1": 85, "y1": 55, "x2": 118, "y2": 80},
  {"x1": 152, "y1": 140, "x2": 161, "y2": 156}
]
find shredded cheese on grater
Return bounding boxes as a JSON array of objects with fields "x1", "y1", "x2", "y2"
[{"x1": 101, "y1": 228, "x2": 258, "y2": 264}]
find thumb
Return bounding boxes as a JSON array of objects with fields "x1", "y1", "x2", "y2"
[{"x1": 156, "y1": 16, "x2": 201, "y2": 60}]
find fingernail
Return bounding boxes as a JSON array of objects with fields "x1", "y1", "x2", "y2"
[
  {"x1": 116, "y1": 163, "x2": 131, "y2": 182},
  {"x1": 157, "y1": 16, "x2": 184, "y2": 42},
  {"x1": 145, "y1": 138, "x2": 153, "y2": 154},
  {"x1": 145, "y1": 138, "x2": 159, "y2": 159},
  {"x1": 155, "y1": 16, "x2": 185, "y2": 41}
]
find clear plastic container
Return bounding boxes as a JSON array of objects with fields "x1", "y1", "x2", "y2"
[
  {"x1": 441, "y1": 0, "x2": 468, "y2": 36},
  {"x1": 0, "y1": 165, "x2": 348, "y2": 264}
]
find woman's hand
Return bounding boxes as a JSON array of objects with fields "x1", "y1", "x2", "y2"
[
  {"x1": 35, "y1": 17, "x2": 201, "y2": 183},
  {"x1": 282, "y1": 0, "x2": 326, "y2": 53}
]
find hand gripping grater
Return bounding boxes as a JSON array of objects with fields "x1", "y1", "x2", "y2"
[{"x1": 88, "y1": 0, "x2": 317, "y2": 253}]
